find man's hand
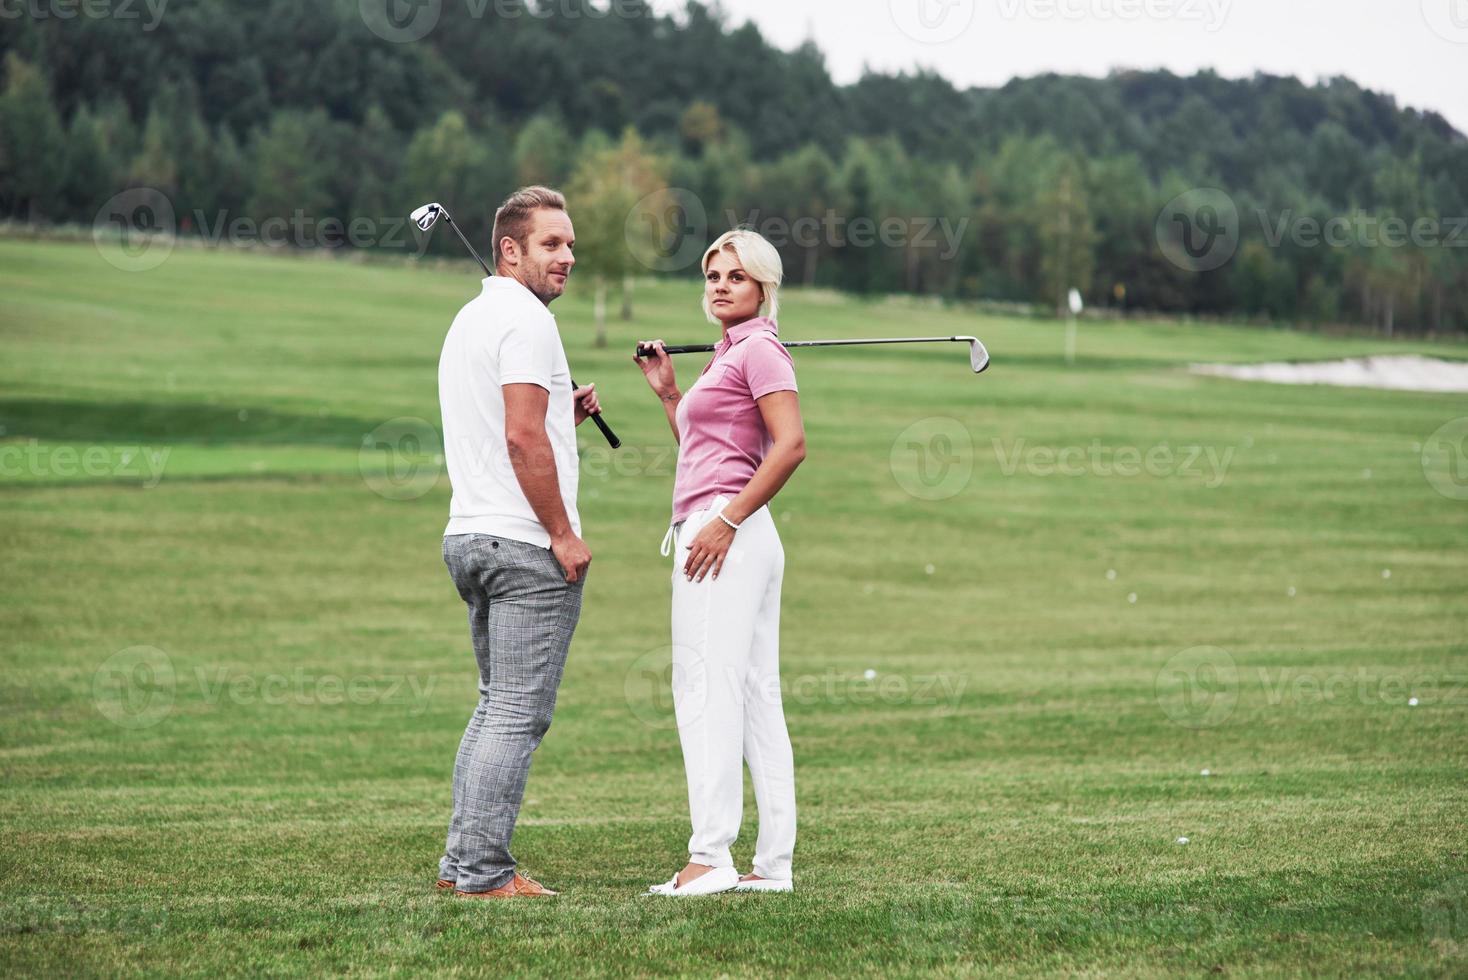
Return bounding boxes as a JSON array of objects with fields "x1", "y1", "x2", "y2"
[
  {"x1": 573, "y1": 383, "x2": 601, "y2": 426},
  {"x1": 551, "y1": 531, "x2": 593, "y2": 583}
]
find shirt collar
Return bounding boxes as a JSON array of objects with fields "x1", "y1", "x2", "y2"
[
  {"x1": 483, "y1": 275, "x2": 554, "y2": 315},
  {"x1": 715, "y1": 316, "x2": 778, "y2": 354}
]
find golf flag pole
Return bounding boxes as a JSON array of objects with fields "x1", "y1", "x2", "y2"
[
  {"x1": 413, "y1": 203, "x2": 620, "y2": 449},
  {"x1": 1065, "y1": 288, "x2": 1083, "y2": 366}
]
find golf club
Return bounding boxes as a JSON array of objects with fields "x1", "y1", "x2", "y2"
[
  {"x1": 412, "y1": 202, "x2": 620, "y2": 449},
  {"x1": 636, "y1": 335, "x2": 991, "y2": 374}
]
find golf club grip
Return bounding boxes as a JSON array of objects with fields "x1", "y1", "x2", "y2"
[
  {"x1": 589, "y1": 411, "x2": 620, "y2": 449},
  {"x1": 571, "y1": 378, "x2": 620, "y2": 449},
  {"x1": 635, "y1": 344, "x2": 717, "y2": 357}
]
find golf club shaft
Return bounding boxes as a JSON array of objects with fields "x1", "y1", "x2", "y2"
[
  {"x1": 437, "y1": 208, "x2": 621, "y2": 448},
  {"x1": 575, "y1": 380, "x2": 620, "y2": 448},
  {"x1": 638, "y1": 336, "x2": 974, "y2": 355},
  {"x1": 441, "y1": 211, "x2": 492, "y2": 278}
]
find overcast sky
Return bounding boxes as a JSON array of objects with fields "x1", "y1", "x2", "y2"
[{"x1": 682, "y1": 0, "x2": 1468, "y2": 135}]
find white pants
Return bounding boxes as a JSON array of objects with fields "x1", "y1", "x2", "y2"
[{"x1": 662, "y1": 496, "x2": 796, "y2": 880}]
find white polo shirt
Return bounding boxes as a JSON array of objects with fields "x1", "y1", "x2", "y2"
[{"x1": 438, "y1": 276, "x2": 580, "y2": 548}]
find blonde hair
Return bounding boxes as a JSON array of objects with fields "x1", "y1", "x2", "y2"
[
  {"x1": 492, "y1": 185, "x2": 567, "y2": 265},
  {"x1": 701, "y1": 229, "x2": 783, "y2": 324}
]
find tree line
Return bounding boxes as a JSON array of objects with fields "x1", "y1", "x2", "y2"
[{"x1": 2, "y1": 0, "x2": 1465, "y2": 334}]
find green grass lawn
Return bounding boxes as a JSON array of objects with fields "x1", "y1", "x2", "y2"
[{"x1": 2, "y1": 238, "x2": 1466, "y2": 977}]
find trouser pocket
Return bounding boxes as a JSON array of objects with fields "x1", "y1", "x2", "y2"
[{"x1": 673, "y1": 496, "x2": 730, "y2": 554}]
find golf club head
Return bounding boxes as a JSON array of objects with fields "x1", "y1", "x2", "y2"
[
  {"x1": 411, "y1": 202, "x2": 443, "y2": 232},
  {"x1": 958, "y1": 336, "x2": 991, "y2": 374}
]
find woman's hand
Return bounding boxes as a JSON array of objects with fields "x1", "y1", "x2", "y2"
[
  {"x1": 683, "y1": 517, "x2": 736, "y2": 582},
  {"x1": 633, "y1": 339, "x2": 678, "y2": 398}
]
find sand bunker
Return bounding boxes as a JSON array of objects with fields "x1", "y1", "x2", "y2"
[{"x1": 1190, "y1": 355, "x2": 1468, "y2": 393}]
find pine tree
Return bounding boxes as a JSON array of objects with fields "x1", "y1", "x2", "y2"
[
  {"x1": 129, "y1": 105, "x2": 178, "y2": 201},
  {"x1": 247, "y1": 110, "x2": 332, "y2": 231},
  {"x1": 60, "y1": 105, "x2": 114, "y2": 222},
  {"x1": 399, "y1": 111, "x2": 488, "y2": 257},
  {"x1": 0, "y1": 55, "x2": 66, "y2": 221},
  {"x1": 343, "y1": 107, "x2": 402, "y2": 251},
  {"x1": 514, "y1": 112, "x2": 575, "y2": 189}
]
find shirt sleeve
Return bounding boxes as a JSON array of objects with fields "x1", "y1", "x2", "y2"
[
  {"x1": 742, "y1": 335, "x2": 799, "y2": 400},
  {"x1": 497, "y1": 309, "x2": 555, "y2": 391}
]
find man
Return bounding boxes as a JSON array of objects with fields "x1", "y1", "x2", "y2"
[{"x1": 435, "y1": 186, "x2": 599, "y2": 899}]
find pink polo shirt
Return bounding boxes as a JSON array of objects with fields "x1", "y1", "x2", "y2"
[{"x1": 672, "y1": 317, "x2": 798, "y2": 523}]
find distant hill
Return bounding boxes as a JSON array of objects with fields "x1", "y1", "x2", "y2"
[{"x1": 3, "y1": 0, "x2": 1464, "y2": 332}]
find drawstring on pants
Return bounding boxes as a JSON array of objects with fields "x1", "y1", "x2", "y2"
[{"x1": 659, "y1": 521, "x2": 681, "y2": 557}]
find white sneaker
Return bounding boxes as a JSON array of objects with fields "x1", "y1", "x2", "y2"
[
  {"x1": 645, "y1": 866, "x2": 739, "y2": 897},
  {"x1": 733, "y1": 876, "x2": 793, "y2": 893}
]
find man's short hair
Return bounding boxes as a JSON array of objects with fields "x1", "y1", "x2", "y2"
[{"x1": 492, "y1": 186, "x2": 567, "y2": 266}]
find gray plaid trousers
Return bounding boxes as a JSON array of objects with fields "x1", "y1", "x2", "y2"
[{"x1": 439, "y1": 533, "x2": 585, "y2": 892}]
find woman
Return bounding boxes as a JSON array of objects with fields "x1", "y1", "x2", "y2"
[{"x1": 634, "y1": 229, "x2": 807, "y2": 896}]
